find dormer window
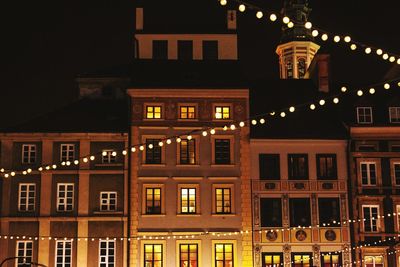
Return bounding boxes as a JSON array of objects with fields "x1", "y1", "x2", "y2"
[
  {"x1": 356, "y1": 107, "x2": 373, "y2": 124},
  {"x1": 297, "y1": 58, "x2": 306, "y2": 78},
  {"x1": 389, "y1": 107, "x2": 400, "y2": 123},
  {"x1": 286, "y1": 61, "x2": 293, "y2": 79}
]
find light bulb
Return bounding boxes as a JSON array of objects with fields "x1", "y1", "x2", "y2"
[
  {"x1": 383, "y1": 54, "x2": 389, "y2": 60},
  {"x1": 256, "y1": 11, "x2": 263, "y2": 19},
  {"x1": 376, "y1": 49, "x2": 383, "y2": 55},
  {"x1": 333, "y1": 98, "x2": 339, "y2": 104},
  {"x1": 389, "y1": 56, "x2": 396, "y2": 62},
  {"x1": 66, "y1": 161, "x2": 71, "y2": 166},
  {"x1": 230, "y1": 124, "x2": 236, "y2": 130},
  {"x1": 357, "y1": 90, "x2": 363, "y2": 96},
  {"x1": 251, "y1": 119, "x2": 257, "y2": 125},
  {"x1": 11, "y1": 172, "x2": 15, "y2": 176},
  {"x1": 27, "y1": 168, "x2": 32, "y2": 173},
  {"x1": 289, "y1": 106, "x2": 295, "y2": 112},
  {"x1": 131, "y1": 147, "x2": 136, "y2": 152},
  {"x1": 319, "y1": 99, "x2": 325, "y2": 106},
  {"x1": 158, "y1": 141, "x2": 164, "y2": 147},
  {"x1": 111, "y1": 151, "x2": 117, "y2": 156},
  {"x1": 365, "y1": 47, "x2": 372, "y2": 54},
  {"x1": 333, "y1": 36, "x2": 341, "y2": 42},
  {"x1": 223, "y1": 125, "x2": 228, "y2": 131},
  {"x1": 239, "y1": 121, "x2": 245, "y2": 127},
  {"x1": 310, "y1": 104, "x2": 316, "y2": 110},
  {"x1": 187, "y1": 135, "x2": 193, "y2": 140},
  {"x1": 287, "y1": 22, "x2": 294, "y2": 28},
  {"x1": 350, "y1": 44, "x2": 357, "y2": 50},
  {"x1": 369, "y1": 88, "x2": 375, "y2": 94},
  {"x1": 220, "y1": 0, "x2": 227, "y2": 6},
  {"x1": 122, "y1": 150, "x2": 127, "y2": 155},
  {"x1": 384, "y1": 83, "x2": 390, "y2": 90},
  {"x1": 210, "y1": 129, "x2": 216, "y2": 135},
  {"x1": 74, "y1": 160, "x2": 79, "y2": 165},
  {"x1": 102, "y1": 151, "x2": 107, "y2": 156},
  {"x1": 52, "y1": 164, "x2": 57, "y2": 169},
  {"x1": 344, "y1": 36, "x2": 351, "y2": 43},
  {"x1": 176, "y1": 138, "x2": 181, "y2": 143},
  {"x1": 23, "y1": 171, "x2": 27, "y2": 175},
  {"x1": 397, "y1": 58, "x2": 400, "y2": 65},
  {"x1": 260, "y1": 118, "x2": 265, "y2": 124},
  {"x1": 312, "y1": 30, "x2": 319, "y2": 37},
  {"x1": 139, "y1": 145, "x2": 144, "y2": 151},
  {"x1": 321, "y1": 34, "x2": 328, "y2": 41},
  {"x1": 280, "y1": 112, "x2": 286, "y2": 118},
  {"x1": 341, "y1": 86, "x2": 347, "y2": 92},
  {"x1": 83, "y1": 158, "x2": 88, "y2": 163},
  {"x1": 304, "y1": 22, "x2": 312, "y2": 29},
  {"x1": 238, "y1": 4, "x2": 245, "y2": 12},
  {"x1": 148, "y1": 144, "x2": 153, "y2": 149},
  {"x1": 90, "y1": 156, "x2": 95, "y2": 161},
  {"x1": 269, "y1": 13, "x2": 277, "y2": 22},
  {"x1": 202, "y1": 131, "x2": 208, "y2": 136},
  {"x1": 166, "y1": 139, "x2": 172, "y2": 144},
  {"x1": 282, "y1": 16, "x2": 290, "y2": 24}
]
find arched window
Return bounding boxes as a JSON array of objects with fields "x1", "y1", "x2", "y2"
[
  {"x1": 286, "y1": 61, "x2": 293, "y2": 79},
  {"x1": 298, "y1": 58, "x2": 306, "y2": 78}
]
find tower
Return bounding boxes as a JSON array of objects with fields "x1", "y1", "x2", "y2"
[{"x1": 276, "y1": 0, "x2": 320, "y2": 79}]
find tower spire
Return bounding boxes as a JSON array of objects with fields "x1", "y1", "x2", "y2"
[{"x1": 276, "y1": 0, "x2": 319, "y2": 79}]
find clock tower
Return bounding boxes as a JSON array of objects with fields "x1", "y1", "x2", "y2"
[{"x1": 276, "y1": 0, "x2": 320, "y2": 79}]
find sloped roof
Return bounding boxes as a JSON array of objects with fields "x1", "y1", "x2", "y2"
[{"x1": 2, "y1": 98, "x2": 129, "y2": 133}]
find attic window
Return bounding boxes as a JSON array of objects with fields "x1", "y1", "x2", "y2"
[{"x1": 356, "y1": 107, "x2": 373, "y2": 124}]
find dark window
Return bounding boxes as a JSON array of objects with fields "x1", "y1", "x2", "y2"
[
  {"x1": 215, "y1": 243, "x2": 234, "y2": 267},
  {"x1": 394, "y1": 163, "x2": 400, "y2": 185},
  {"x1": 179, "y1": 244, "x2": 198, "y2": 267},
  {"x1": 180, "y1": 139, "x2": 196, "y2": 164},
  {"x1": 260, "y1": 198, "x2": 282, "y2": 227},
  {"x1": 358, "y1": 145, "x2": 377, "y2": 152},
  {"x1": 144, "y1": 244, "x2": 163, "y2": 267},
  {"x1": 259, "y1": 154, "x2": 280, "y2": 180},
  {"x1": 145, "y1": 139, "x2": 162, "y2": 164},
  {"x1": 288, "y1": 154, "x2": 308, "y2": 180},
  {"x1": 152, "y1": 40, "x2": 168, "y2": 60},
  {"x1": 297, "y1": 58, "x2": 306, "y2": 78},
  {"x1": 357, "y1": 107, "x2": 373, "y2": 124},
  {"x1": 215, "y1": 139, "x2": 230, "y2": 164},
  {"x1": 318, "y1": 198, "x2": 341, "y2": 225},
  {"x1": 363, "y1": 205, "x2": 379, "y2": 232},
  {"x1": 320, "y1": 253, "x2": 342, "y2": 267},
  {"x1": 178, "y1": 40, "x2": 193, "y2": 60},
  {"x1": 360, "y1": 162, "x2": 377, "y2": 185},
  {"x1": 292, "y1": 253, "x2": 312, "y2": 267},
  {"x1": 262, "y1": 253, "x2": 282, "y2": 267},
  {"x1": 316, "y1": 154, "x2": 337, "y2": 180},
  {"x1": 215, "y1": 188, "x2": 231, "y2": 214},
  {"x1": 146, "y1": 188, "x2": 161, "y2": 214},
  {"x1": 290, "y1": 198, "x2": 311, "y2": 227},
  {"x1": 391, "y1": 145, "x2": 400, "y2": 152},
  {"x1": 286, "y1": 61, "x2": 293, "y2": 79},
  {"x1": 203, "y1": 40, "x2": 218, "y2": 60}
]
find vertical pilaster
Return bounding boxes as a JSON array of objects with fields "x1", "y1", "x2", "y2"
[
  {"x1": 77, "y1": 221, "x2": 88, "y2": 266},
  {"x1": 38, "y1": 220, "x2": 50, "y2": 266},
  {"x1": 240, "y1": 126, "x2": 253, "y2": 267}
]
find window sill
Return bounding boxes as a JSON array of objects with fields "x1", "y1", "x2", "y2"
[
  {"x1": 177, "y1": 119, "x2": 199, "y2": 122},
  {"x1": 211, "y1": 164, "x2": 235, "y2": 167},
  {"x1": 94, "y1": 163, "x2": 123, "y2": 167},
  {"x1": 176, "y1": 164, "x2": 200, "y2": 167},
  {"x1": 176, "y1": 214, "x2": 201, "y2": 217},
  {"x1": 211, "y1": 213, "x2": 236, "y2": 217},
  {"x1": 93, "y1": 211, "x2": 123, "y2": 215},
  {"x1": 141, "y1": 214, "x2": 166, "y2": 217},
  {"x1": 141, "y1": 164, "x2": 166, "y2": 167}
]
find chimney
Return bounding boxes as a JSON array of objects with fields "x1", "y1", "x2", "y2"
[{"x1": 316, "y1": 54, "x2": 330, "y2": 92}]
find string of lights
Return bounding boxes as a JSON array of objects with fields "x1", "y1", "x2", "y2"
[
  {"x1": 1, "y1": 77, "x2": 400, "y2": 178},
  {"x1": 219, "y1": 0, "x2": 400, "y2": 65}
]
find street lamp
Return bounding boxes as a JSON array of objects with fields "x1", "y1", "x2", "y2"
[{"x1": 0, "y1": 257, "x2": 47, "y2": 267}]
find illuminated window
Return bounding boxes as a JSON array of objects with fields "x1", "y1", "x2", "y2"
[
  {"x1": 215, "y1": 139, "x2": 231, "y2": 164},
  {"x1": 145, "y1": 139, "x2": 162, "y2": 164},
  {"x1": 57, "y1": 183, "x2": 74, "y2": 212},
  {"x1": 146, "y1": 106, "x2": 162, "y2": 119},
  {"x1": 144, "y1": 244, "x2": 163, "y2": 267},
  {"x1": 215, "y1": 106, "x2": 230, "y2": 120},
  {"x1": 215, "y1": 243, "x2": 233, "y2": 267},
  {"x1": 389, "y1": 107, "x2": 400, "y2": 123},
  {"x1": 297, "y1": 58, "x2": 306, "y2": 78},
  {"x1": 22, "y1": 144, "x2": 36, "y2": 164},
  {"x1": 286, "y1": 61, "x2": 293, "y2": 79},
  {"x1": 215, "y1": 188, "x2": 231, "y2": 214},
  {"x1": 179, "y1": 244, "x2": 198, "y2": 267},
  {"x1": 364, "y1": 255, "x2": 384, "y2": 267},
  {"x1": 180, "y1": 139, "x2": 196, "y2": 164},
  {"x1": 316, "y1": 154, "x2": 337, "y2": 180},
  {"x1": 292, "y1": 253, "x2": 312, "y2": 267},
  {"x1": 320, "y1": 253, "x2": 341, "y2": 267},
  {"x1": 18, "y1": 183, "x2": 36, "y2": 212},
  {"x1": 394, "y1": 163, "x2": 400, "y2": 185},
  {"x1": 263, "y1": 253, "x2": 282, "y2": 267},
  {"x1": 55, "y1": 240, "x2": 72, "y2": 267},
  {"x1": 60, "y1": 144, "x2": 75, "y2": 162},
  {"x1": 100, "y1": 192, "x2": 117, "y2": 211},
  {"x1": 179, "y1": 106, "x2": 196, "y2": 119},
  {"x1": 146, "y1": 188, "x2": 161, "y2": 214},
  {"x1": 16, "y1": 241, "x2": 33, "y2": 266},
  {"x1": 360, "y1": 162, "x2": 377, "y2": 186},
  {"x1": 363, "y1": 205, "x2": 379, "y2": 232},
  {"x1": 357, "y1": 107, "x2": 373, "y2": 124},
  {"x1": 102, "y1": 150, "x2": 117, "y2": 164},
  {"x1": 99, "y1": 240, "x2": 115, "y2": 267},
  {"x1": 180, "y1": 188, "x2": 197, "y2": 214},
  {"x1": 288, "y1": 154, "x2": 308, "y2": 180}
]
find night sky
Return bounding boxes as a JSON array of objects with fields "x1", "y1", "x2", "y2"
[{"x1": 2, "y1": 0, "x2": 400, "y2": 128}]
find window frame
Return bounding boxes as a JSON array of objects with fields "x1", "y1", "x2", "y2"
[
  {"x1": 356, "y1": 107, "x2": 373, "y2": 124},
  {"x1": 145, "y1": 138, "x2": 163, "y2": 164},
  {"x1": 178, "y1": 138, "x2": 197, "y2": 165},
  {"x1": 21, "y1": 144, "x2": 37, "y2": 164},
  {"x1": 212, "y1": 136, "x2": 234, "y2": 165},
  {"x1": 289, "y1": 198, "x2": 311, "y2": 227},
  {"x1": 288, "y1": 154, "x2": 309, "y2": 180},
  {"x1": 213, "y1": 105, "x2": 232, "y2": 120},
  {"x1": 202, "y1": 40, "x2": 219, "y2": 60},
  {"x1": 316, "y1": 154, "x2": 337, "y2": 180},
  {"x1": 144, "y1": 104, "x2": 163, "y2": 120},
  {"x1": 389, "y1": 106, "x2": 400, "y2": 123},
  {"x1": 178, "y1": 184, "x2": 200, "y2": 215},
  {"x1": 178, "y1": 104, "x2": 197, "y2": 120},
  {"x1": 55, "y1": 240, "x2": 73, "y2": 267},
  {"x1": 101, "y1": 149, "x2": 117, "y2": 164},
  {"x1": 258, "y1": 154, "x2": 280, "y2": 180},
  {"x1": 18, "y1": 183, "x2": 36, "y2": 212},
  {"x1": 56, "y1": 183, "x2": 74, "y2": 212},
  {"x1": 60, "y1": 144, "x2": 75, "y2": 162},
  {"x1": 152, "y1": 40, "x2": 168, "y2": 60},
  {"x1": 318, "y1": 198, "x2": 341, "y2": 225},
  {"x1": 320, "y1": 253, "x2": 342, "y2": 267},
  {"x1": 213, "y1": 242, "x2": 235, "y2": 267},
  {"x1": 260, "y1": 198, "x2": 283, "y2": 227},
  {"x1": 364, "y1": 255, "x2": 384, "y2": 267},
  {"x1": 179, "y1": 243, "x2": 198, "y2": 267},
  {"x1": 362, "y1": 204, "x2": 380, "y2": 233},
  {"x1": 99, "y1": 191, "x2": 117, "y2": 212},
  {"x1": 144, "y1": 187, "x2": 162, "y2": 215},
  {"x1": 99, "y1": 240, "x2": 115, "y2": 267},
  {"x1": 177, "y1": 40, "x2": 193, "y2": 60},
  {"x1": 392, "y1": 161, "x2": 400, "y2": 186},
  {"x1": 16, "y1": 241, "x2": 33, "y2": 267},
  {"x1": 360, "y1": 162, "x2": 377, "y2": 186},
  {"x1": 291, "y1": 253, "x2": 313, "y2": 267},
  {"x1": 143, "y1": 243, "x2": 164, "y2": 267}
]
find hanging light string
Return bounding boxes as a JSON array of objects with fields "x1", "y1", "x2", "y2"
[
  {"x1": 1, "y1": 77, "x2": 400, "y2": 178},
  {"x1": 219, "y1": 0, "x2": 400, "y2": 65}
]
